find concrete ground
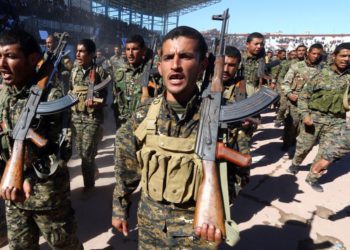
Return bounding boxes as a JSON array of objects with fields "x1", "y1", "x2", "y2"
[{"x1": 2, "y1": 109, "x2": 349, "y2": 250}]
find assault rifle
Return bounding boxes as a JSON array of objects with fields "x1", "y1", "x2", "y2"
[
  {"x1": 86, "y1": 64, "x2": 112, "y2": 105},
  {"x1": 140, "y1": 36, "x2": 158, "y2": 102},
  {"x1": 194, "y1": 9, "x2": 279, "y2": 245},
  {"x1": 0, "y1": 32, "x2": 78, "y2": 199}
]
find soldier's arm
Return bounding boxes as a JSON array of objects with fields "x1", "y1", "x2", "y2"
[
  {"x1": 277, "y1": 62, "x2": 289, "y2": 85},
  {"x1": 281, "y1": 64, "x2": 297, "y2": 97},
  {"x1": 112, "y1": 103, "x2": 149, "y2": 220},
  {"x1": 298, "y1": 78, "x2": 315, "y2": 120}
]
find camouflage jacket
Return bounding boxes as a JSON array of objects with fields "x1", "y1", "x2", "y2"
[
  {"x1": 0, "y1": 81, "x2": 70, "y2": 210},
  {"x1": 298, "y1": 66, "x2": 350, "y2": 121},
  {"x1": 282, "y1": 60, "x2": 323, "y2": 97},
  {"x1": 69, "y1": 64, "x2": 108, "y2": 119},
  {"x1": 270, "y1": 59, "x2": 286, "y2": 84},
  {"x1": 241, "y1": 52, "x2": 266, "y2": 87},
  {"x1": 112, "y1": 91, "x2": 201, "y2": 219},
  {"x1": 109, "y1": 55, "x2": 124, "y2": 72},
  {"x1": 277, "y1": 59, "x2": 299, "y2": 85},
  {"x1": 113, "y1": 63, "x2": 145, "y2": 119}
]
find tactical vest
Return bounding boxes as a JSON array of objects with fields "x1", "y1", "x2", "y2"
[
  {"x1": 134, "y1": 97, "x2": 203, "y2": 204},
  {"x1": 70, "y1": 66, "x2": 101, "y2": 114},
  {"x1": 309, "y1": 88, "x2": 349, "y2": 115}
]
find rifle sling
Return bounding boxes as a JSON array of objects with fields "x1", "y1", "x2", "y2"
[{"x1": 219, "y1": 159, "x2": 240, "y2": 246}]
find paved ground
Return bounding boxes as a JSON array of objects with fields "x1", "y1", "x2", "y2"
[{"x1": 2, "y1": 109, "x2": 350, "y2": 250}]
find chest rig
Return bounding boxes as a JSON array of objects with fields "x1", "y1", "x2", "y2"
[{"x1": 134, "y1": 97, "x2": 203, "y2": 204}]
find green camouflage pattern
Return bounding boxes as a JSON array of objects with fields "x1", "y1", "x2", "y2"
[
  {"x1": 292, "y1": 66, "x2": 350, "y2": 178},
  {"x1": 281, "y1": 60, "x2": 323, "y2": 147},
  {"x1": 70, "y1": 64, "x2": 108, "y2": 188},
  {"x1": 138, "y1": 194, "x2": 216, "y2": 250},
  {"x1": 109, "y1": 54, "x2": 125, "y2": 72},
  {"x1": 0, "y1": 81, "x2": 81, "y2": 249},
  {"x1": 6, "y1": 200, "x2": 82, "y2": 250},
  {"x1": 223, "y1": 79, "x2": 251, "y2": 196},
  {"x1": 112, "y1": 91, "x2": 221, "y2": 248},
  {"x1": 241, "y1": 53, "x2": 265, "y2": 96},
  {"x1": 112, "y1": 63, "x2": 144, "y2": 124}
]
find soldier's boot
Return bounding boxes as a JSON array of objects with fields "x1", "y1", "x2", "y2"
[
  {"x1": 287, "y1": 164, "x2": 299, "y2": 175},
  {"x1": 305, "y1": 172, "x2": 323, "y2": 192}
]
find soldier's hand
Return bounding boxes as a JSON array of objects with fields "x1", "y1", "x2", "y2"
[
  {"x1": 1, "y1": 179, "x2": 31, "y2": 202},
  {"x1": 288, "y1": 93, "x2": 298, "y2": 102},
  {"x1": 112, "y1": 218, "x2": 129, "y2": 237},
  {"x1": 85, "y1": 99, "x2": 94, "y2": 107},
  {"x1": 303, "y1": 116, "x2": 313, "y2": 126},
  {"x1": 195, "y1": 223, "x2": 222, "y2": 245}
]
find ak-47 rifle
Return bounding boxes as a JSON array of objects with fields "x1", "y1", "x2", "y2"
[
  {"x1": 140, "y1": 36, "x2": 158, "y2": 102},
  {"x1": 86, "y1": 62, "x2": 112, "y2": 105},
  {"x1": 194, "y1": 9, "x2": 231, "y2": 240},
  {"x1": 0, "y1": 32, "x2": 78, "y2": 199},
  {"x1": 194, "y1": 9, "x2": 280, "y2": 244}
]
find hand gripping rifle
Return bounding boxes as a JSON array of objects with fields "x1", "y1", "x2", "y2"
[
  {"x1": 0, "y1": 32, "x2": 78, "y2": 197},
  {"x1": 194, "y1": 9, "x2": 280, "y2": 245}
]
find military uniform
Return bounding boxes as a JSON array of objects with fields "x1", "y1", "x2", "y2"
[
  {"x1": 112, "y1": 92, "x2": 217, "y2": 249},
  {"x1": 112, "y1": 63, "x2": 145, "y2": 128},
  {"x1": 241, "y1": 52, "x2": 266, "y2": 97},
  {"x1": 0, "y1": 83, "x2": 82, "y2": 250},
  {"x1": 109, "y1": 54, "x2": 124, "y2": 73},
  {"x1": 70, "y1": 64, "x2": 108, "y2": 188},
  {"x1": 223, "y1": 78, "x2": 251, "y2": 198},
  {"x1": 281, "y1": 60, "x2": 322, "y2": 148},
  {"x1": 295, "y1": 66, "x2": 350, "y2": 182},
  {"x1": 271, "y1": 59, "x2": 289, "y2": 124}
]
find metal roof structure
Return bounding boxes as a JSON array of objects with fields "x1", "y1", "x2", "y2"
[{"x1": 91, "y1": 0, "x2": 221, "y2": 34}]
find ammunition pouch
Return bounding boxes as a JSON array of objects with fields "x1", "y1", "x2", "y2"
[
  {"x1": 136, "y1": 135, "x2": 202, "y2": 204},
  {"x1": 309, "y1": 89, "x2": 348, "y2": 115},
  {"x1": 71, "y1": 86, "x2": 94, "y2": 114},
  {"x1": 134, "y1": 97, "x2": 202, "y2": 204}
]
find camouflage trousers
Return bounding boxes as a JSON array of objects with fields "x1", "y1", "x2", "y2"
[
  {"x1": 138, "y1": 194, "x2": 217, "y2": 250},
  {"x1": 275, "y1": 88, "x2": 288, "y2": 122},
  {"x1": 71, "y1": 112, "x2": 101, "y2": 187},
  {"x1": 5, "y1": 201, "x2": 82, "y2": 250},
  {"x1": 227, "y1": 127, "x2": 251, "y2": 197},
  {"x1": 322, "y1": 123, "x2": 350, "y2": 162},
  {"x1": 0, "y1": 200, "x2": 7, "y2": 247},
  {"x1": 292, "y1": 112, "x2": 345, "y2": 181},
  {"x1": 283, "y1": 101, "x2": 300, "y2": 147}
]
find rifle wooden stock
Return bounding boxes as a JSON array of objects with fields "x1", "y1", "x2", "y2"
[
  {"x1": 194, "y1": 160, "x2": 225, "y2": 236},
  {"x1": 0, "y1": 140, "x2": 24, "y2": 192},
  {"x1": 216, "y1": 142, "x2": 252, "y2": 167}
]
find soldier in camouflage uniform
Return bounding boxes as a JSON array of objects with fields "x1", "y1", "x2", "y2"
[
  {"x1": 273, "y1": 49, "x2": 298, "y2": 127},
  {"x1": 222, "y1": 46, "x2": 251, "y2": 199},
  {"x1": 112, "y1": 26, "x2": 224, "y2": 249},
  {"x1": 281, "y1": 44, "x2": 323, "y2": 151},
  {"x1": 242, "y1": 32, "x2": 266, "y2": 97},
  {"x1": 109, "y1": 45, "x2": 124, "y2": 72},
  {"x1": 112, "y1": 35, "x2": 146, "y2": 129},
  {"x1": 0, "y1": 29, "x2": 82, "y2": 250},
  {"x1": 287, "y1": 43, "x2": 350, "y2": 192},
  {"x1": 70, "y1": 39, "x2": 108, "y2": 190}
]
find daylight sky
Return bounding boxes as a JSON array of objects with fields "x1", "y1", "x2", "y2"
[{"x1": 178, "y1": 0, "x2": 349, "y2": 34}]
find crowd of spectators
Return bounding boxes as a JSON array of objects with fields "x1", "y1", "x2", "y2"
[{"x1": 12, "y1": 0, "x2": 155, "y2": 46}]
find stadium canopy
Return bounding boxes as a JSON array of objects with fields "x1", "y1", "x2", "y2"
[{"x1": 90, "y1": 0, "x2": 221, "y2": 34}]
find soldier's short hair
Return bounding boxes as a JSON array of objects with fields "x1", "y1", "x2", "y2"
[
  {"x1": 78, "y1": 39, "x2": 96, "y2": 54},
  {"x1": 334, "y1": 42, "x2": 350, "y2": 55},
  {"x1": 162, "y1": 26, "x2": 208, "y2": 61},
  {"x1": 278, "y1": 49, "x2": 286, "y2": 54},
  {"x1": 0, "y1": 28, "x2": 41, "y2": 56},
  {"x1": 246, "y1": 32, "x2": 264, "y2": 43},
  {"x1": 126, "y1": 35, "x2": 145, "y2": 49},
  {"x1": 296, "y1": 44, "x2": 307, "y2": 51},
  {"x1": 309, "y1": 43, "x2": 323, "y2": 52},
  {"x1": 225, "y1": 46, "x2": 241, "y2": 62}
]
